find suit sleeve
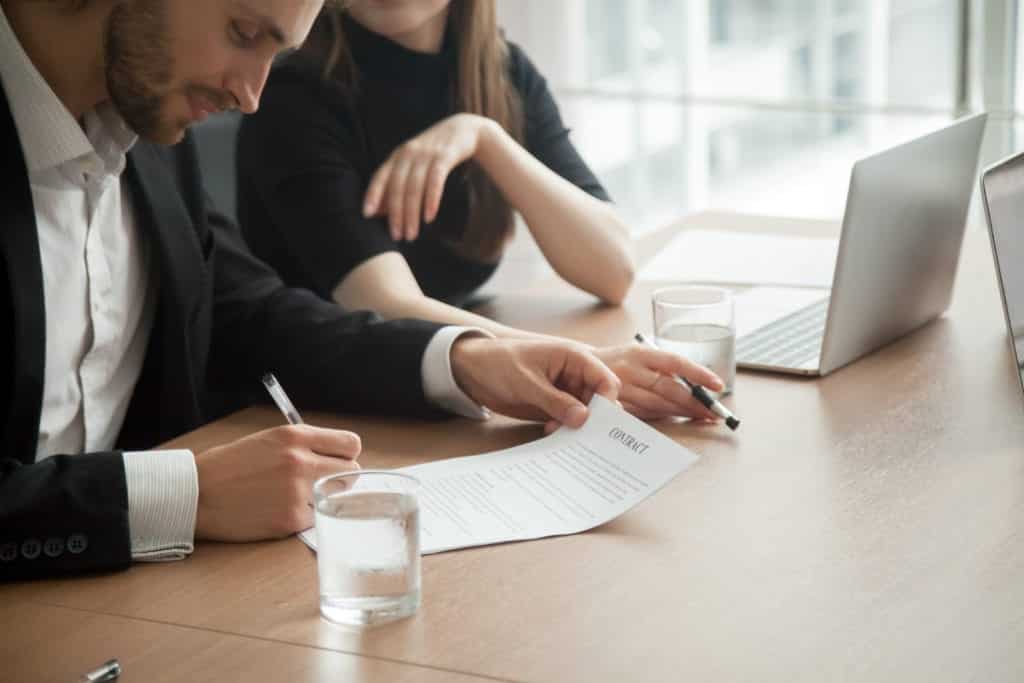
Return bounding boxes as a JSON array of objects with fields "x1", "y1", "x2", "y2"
[
  {"x1": 0, "y1": 137, "x2": 449, "y2": 582},
  {"x1": 0, "y1": 452, "x2": 132, "y2": 580},
  {"x1": 184, "y1": 142, "x2": 449, "y2": 419}
]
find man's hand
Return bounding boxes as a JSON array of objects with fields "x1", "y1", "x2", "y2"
[
  {"x1": 450, "y1": 337, "x2": 621, "y2": 428},
  {"x1": 593, "y1": 345, "x2": 724, "y2": 421},
  {"x1": 194, "y1": 424, "x2": 361, "y2": 541}
]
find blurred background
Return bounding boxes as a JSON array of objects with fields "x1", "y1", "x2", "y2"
[
  {"x1": 468, "y1": 0, "x2": 1024, "y2": 290},
  {"x1": 497, "y1": 0, "x2": 1019, "y2": 229}
]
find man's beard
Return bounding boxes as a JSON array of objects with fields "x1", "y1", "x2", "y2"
[{"x1": 104, "y1": 0, "x2": 178, "y2": 143}]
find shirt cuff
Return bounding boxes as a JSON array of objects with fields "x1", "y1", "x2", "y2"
[
  {"x1": 122, "y1": 450, "x2": 198, "y2": 562},
  {"x1": 422, "y1": 326, "x2": 494, "y2": 420}
]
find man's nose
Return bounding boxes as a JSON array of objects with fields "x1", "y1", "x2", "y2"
[{"x1": 227, "y1": 58, "x2": 272, "y2": 114}]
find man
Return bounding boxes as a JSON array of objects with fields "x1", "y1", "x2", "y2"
[{"x1": 0, "y1": 0, "x2": 719, "y2": 580}]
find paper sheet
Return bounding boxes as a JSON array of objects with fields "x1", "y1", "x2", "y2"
[
  {"x1": 639, "y1": 229, "x2": 839, "y2": 287},
  {"x1": 299, "y1": 395, "x2": 698, "y2": 555}
]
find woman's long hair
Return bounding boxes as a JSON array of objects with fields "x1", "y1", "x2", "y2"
[{"x1": 306, "y1": 1, "x2": 524, "y2": 262}]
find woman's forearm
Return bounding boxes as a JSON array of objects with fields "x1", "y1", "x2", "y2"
[
  {"x1": 332, "y1": 262, "x2": 553, "y2": 342},
  {"x1": 474, "y1": 120, "x2": 635, "y2": 304},
  {"x1": 377, "y1": 294, "x2": 552, "y2": 340}
]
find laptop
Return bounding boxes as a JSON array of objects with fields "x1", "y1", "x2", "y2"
[
  {"x1": 735, "y1": 113, "x2": 987, "y2": 376},
  {"x1": 980, "y1": 151, "x2": 1024, "y2": 400}
]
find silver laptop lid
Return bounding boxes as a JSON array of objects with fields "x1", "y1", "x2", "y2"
[
  {"x1": 818, "y1": 113, "x2": 987, "y2": 375},
  {"x1": 981, "y1": 152, "x2": 1024, "y2": 401}
]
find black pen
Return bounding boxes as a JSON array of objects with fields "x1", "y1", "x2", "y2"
[
  {"x1": 634, "y1": 332, "x2": 741, "y2": 431},
  {"x1": 79, "y1": 659, "x2": 120, "y2": 682}
]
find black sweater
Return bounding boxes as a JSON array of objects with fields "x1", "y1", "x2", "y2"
[{"x1": 237, "y1": 14, "x2": 609, "y2": 308}]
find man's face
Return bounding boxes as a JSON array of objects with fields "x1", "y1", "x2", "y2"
[{"x1": 105, "y1": 0, "x2": 322, "y2": 145}]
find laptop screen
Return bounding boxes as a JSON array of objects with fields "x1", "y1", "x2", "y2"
[{"x1": 982, "y1": 155, "x2": 1024, "y2": 396}]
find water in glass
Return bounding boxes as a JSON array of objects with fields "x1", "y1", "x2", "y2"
[
  {"x1": 316, "y1": 490, "x2": 420, "y2": 626},
  {"x1": 656, "y1": 322, "x2": 736, "y2": 395}
]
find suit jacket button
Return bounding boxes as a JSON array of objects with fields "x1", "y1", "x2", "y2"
[
  {"x1": 21, "y1": 539, "x2": 42, "y2": 560},
  {"x1": 0, "y1": 542, "x2": 16, "y2": 562},
  {"x1": 67, "y1": 534, "x2": 88, "y2": 554},
  {"x1": 43, "y1": 537, "x2": 65, "y2": 558}
]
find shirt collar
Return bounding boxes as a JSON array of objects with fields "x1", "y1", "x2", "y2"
[
  {"x1": 0, "y1": 4, "x2": 137, "y2": 175},
  {"x1": 84, "y1": 101, "x2": 138, "y2": 177}
]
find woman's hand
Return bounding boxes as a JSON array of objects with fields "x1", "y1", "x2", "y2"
[
  {"x1": 592, "y1": 344, "x2": 725, "y2": 422},
  {"x1": 363, "y1": 113, "x2": 499, "y2": 242},
  {"x1": 534, "y1": 342, "x2": 726, "y2": 433}
]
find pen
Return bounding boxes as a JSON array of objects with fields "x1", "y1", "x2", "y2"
[
  {"x1": 79, "y1": 659, "x2": 120, "y2": 682},
  {"x1": 262, "y1": 372, "x2": 304, "y2": 425},
  {"x1": 263, "y1": 373, "x2": 325, "y2": 510},
  {"x1": 634, "y1": 332, "x2": 741, "y2": 431}
]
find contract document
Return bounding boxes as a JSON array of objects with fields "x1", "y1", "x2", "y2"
[{"x1": 299, "y1": 395, "x2": 699, "y2": 554}]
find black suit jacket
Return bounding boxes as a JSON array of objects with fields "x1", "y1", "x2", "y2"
[{"x1": 0, "y1": 87, "x2": 446, "y2": 580}]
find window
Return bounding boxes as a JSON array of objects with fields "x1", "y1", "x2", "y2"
[{"x1": 497, "y1": 1, "x2": 974, "y2": 229}]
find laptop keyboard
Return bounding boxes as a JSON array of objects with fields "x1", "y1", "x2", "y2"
[{"x1": 736, "y1": 298, "x2": 830, "y2": 369}]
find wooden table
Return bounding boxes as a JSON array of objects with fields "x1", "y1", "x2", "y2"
[{"x1": 6, "y1": 212, "x2": 1024, "y2": 682}]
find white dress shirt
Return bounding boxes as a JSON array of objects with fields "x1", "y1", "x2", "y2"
[{"x1": 0, "y1": 6, "x2": 487, "y2": 563}]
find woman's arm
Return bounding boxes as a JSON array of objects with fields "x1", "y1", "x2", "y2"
[
  {"x1": 333, "y1": 252, "x2": 725, "y2": 423},
  {"x1": 474, "y1": 117, "x2": 635, "y2": 304},
  {"x1": 332, "y1": 251, "x2": 551, "y2": 340},
  {"x1": 362, "y1": 114, "x2": 634, "y2": 305}
]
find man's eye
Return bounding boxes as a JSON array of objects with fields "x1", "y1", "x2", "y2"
[{"x1": 230, "y1": 20, "x2": 259, "y2": 46}]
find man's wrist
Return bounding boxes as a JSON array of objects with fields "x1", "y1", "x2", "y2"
[
  {"x1": 450, "y1": 334, "x2": 492, "y2": 400},
  {"x1": 422, "y1": 326, "x2": 493, "y2": 420}
]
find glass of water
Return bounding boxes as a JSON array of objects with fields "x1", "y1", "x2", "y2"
[
  {"x1": 652, "y1": 285, "x2": 736, "y2": 395},
  {"x1": 313, "y1": 470, "x2": 421, "y2": 627}
]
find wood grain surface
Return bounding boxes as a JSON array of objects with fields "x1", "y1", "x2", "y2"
[{"x1": 7, "y1": 212, "x2": 1023, "y2": 682}]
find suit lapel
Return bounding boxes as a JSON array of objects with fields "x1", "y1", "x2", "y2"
[
  {"x1": 0, "y1": 86, "x2": 45, "y2": 464},
  {"x1": 120, "y1": 143, "x2": 206, "y2": 445},
  {"x1": 127, "y1": 143, "x2": 206, "y2": 325}
]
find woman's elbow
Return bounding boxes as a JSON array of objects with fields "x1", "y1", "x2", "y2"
[
  {"x1": 597, "y1": 255, "x2": 635, "y2": 305},
  {"x1": 606, "y1": 220, "x2": 636, "y2": 303}
]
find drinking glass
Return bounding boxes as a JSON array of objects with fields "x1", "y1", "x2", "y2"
[
  {"x1": 652, "y1": 285, "x2": 736, "y2": 395},
  {"x1": 313, "y1": 470, "x2": 421, "y2": 626}
]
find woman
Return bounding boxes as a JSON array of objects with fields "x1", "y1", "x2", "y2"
[{"x1": 237, "y1": 0, "x2": 723, "y2": 421}]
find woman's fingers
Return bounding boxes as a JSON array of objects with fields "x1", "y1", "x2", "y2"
[
  {"x1": 404, "y1": 161, "x2": 430, "y2": 241},
  {"x1": 619, "y1": 381, "x2": 718, "y2": 421},
  {"x1": 599, "y1": 346, "x2": 723, "y2": 420},
  {"x1": 387, "y1": 159, "x2": 414, "y2": 241},
  {"x1": 363, "y1": 160, "x2": 392, "y2": 218},
  {"x1": 644, "y1": 349, "x2": 725, "y2": 393},
  {"x1": 423, "y1": 156, "x2": 453, "y2": 223},
  {"x1": 362, "y1": 116, "x2": 484, "y2": 233},
  {"x1": 366, "y1": 153, "x2": 452, "y2": 241}
]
